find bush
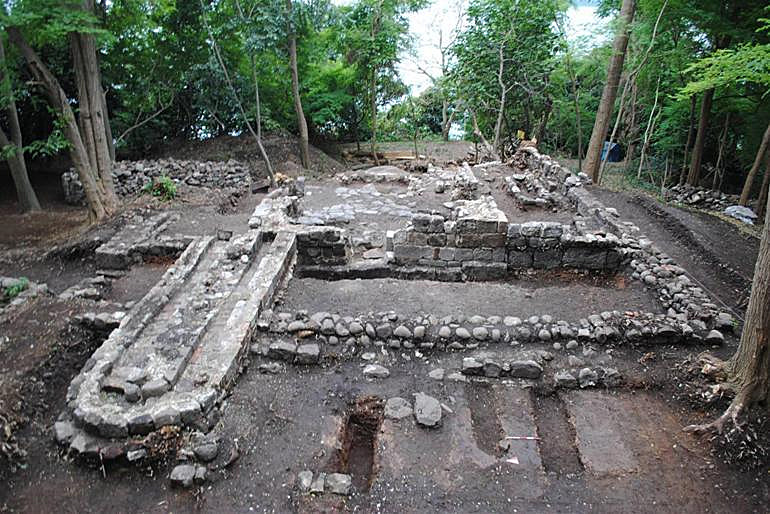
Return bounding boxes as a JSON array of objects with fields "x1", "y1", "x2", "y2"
[
  {"x1": 3, "y1": 277, "x2": 29, "y2": 300},
  {"x1": 142, "y1": 176, "x2": 177, "y2": 201}
]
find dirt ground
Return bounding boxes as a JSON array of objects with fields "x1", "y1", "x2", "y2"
[
  {"x1": 280, "y1": 274, "x2": 659, "y2": 321},
  {"x1": 0, "y1": 141, "x2": 768, "y2": 513}
]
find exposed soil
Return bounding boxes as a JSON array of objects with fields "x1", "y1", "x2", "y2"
[
  {"x1": 590, "y1": 187, "x2": 759, "y2": 313},
  {"x1": 280, "y1": 273, "x2": 661, "y2": 321}
]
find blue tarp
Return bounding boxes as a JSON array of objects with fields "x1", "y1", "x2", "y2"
[{"x1": 601, "y1": 141, "x2": 623, "y2": 162}]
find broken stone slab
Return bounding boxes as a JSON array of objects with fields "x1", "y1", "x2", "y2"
[
  {"x1": 363, "y1": 364, "x2": 390, "y2": 379},
  {"x1": 413, "y1": 392, "x2": 442, "y2": 427},
  {"x1": 310, "y1": 472, "x2": 326, "y2": 494},
  {"x1": 509, "y1": 360, "x2": 543, "y2": 379},
  {"x1": 268, "y1": 340, "x2": 298, "y2": 361},
  {"x1": 326, "y1": 473, "x2": 352, "y2": 495},
  {"x1": 298, "y1": 470, "x2": 313, "y2": 492},
  {"x1": 296, "y1": 343, "x2": 320, "y2": 364},
  {"x1": 170, "y1": 464, "x2": 197, "y2": 488},
  {"x1": 384, "y1": 397, "x2": 413, "y2": 420}
]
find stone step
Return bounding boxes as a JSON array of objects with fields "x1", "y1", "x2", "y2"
[{"x1": 95, "y1": 211, "x2": 187, "y2": 269}]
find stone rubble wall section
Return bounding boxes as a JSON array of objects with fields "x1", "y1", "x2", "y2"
[
  {"x1": 95, "y1": 211, "x2": 190, "y2": 269},
  {"x1": 261, "y1": 308, "x2": 729, "y2": 362},
  {"x1": 62, "y1": 159, "x2": 252, "y2": 205},
  {"x1": 60, "y1": 230, "x2": 296, "y2": 444},
  {"x1": 664, "y1": 184, "x2": 741, "y2": 211}
]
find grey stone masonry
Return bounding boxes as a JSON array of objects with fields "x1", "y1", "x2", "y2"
[
  {"x1": 62, "y1": 158, "x2": 252, "y2": 205},
  {"x1": 62, "y1": 229, "x2": 297, "y2": 444},
  {"x1": 392, "y1": 193, "x2": 628, "y2": 273},
  {"x1": 95, "y1": 211, "x2": 189, "y2": 269}
]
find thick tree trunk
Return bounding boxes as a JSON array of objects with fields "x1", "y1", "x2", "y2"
[
  {"x1": 0, "y1": 36, "x2": 40, "y2": 212},
  {"x1": 7, "y1": 26, "x2": 116, "y2": 221},
  {"x1": 285, "y1": 0, "x2": 310, "y2": 169},
  {"x1": 686, "y1": 88, "x2": 714, "y2": 186},
  {"x1": 727, "y1": 191, "x2": 770, "y2": 409},
  {"x1": 679, "y1": 95, "x2": 697, "y2": 184},
  {"x1": 583, "y1": 0, "x2": 635, "y2": 182},
  {"x1": 740, "y1": 120, "x2": 770, "y2": 206}
]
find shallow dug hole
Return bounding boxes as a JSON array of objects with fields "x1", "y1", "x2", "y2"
[
  {"x1": 281, "y1": 273, "x2": 661, "y2": 321},
  {"x1": 329, "y1": 396, "x2": 384, "y2": 492}
]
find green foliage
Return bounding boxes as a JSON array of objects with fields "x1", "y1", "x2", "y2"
[
  {"x1": 142, "y1": 175, "x2": 177, "y2": 201},
  {"x1": 3, "y1": 277, "x2": 29, "y2": 300}
]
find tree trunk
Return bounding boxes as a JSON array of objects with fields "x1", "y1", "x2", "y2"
[
  {"x1": 0, "y1": 36, "x2": 40, "y2": 212},
  {"x1": 583, "y1": 0, "x2": 635, "y2": 182},
  {"x1": 757, "y1": 151, "x2": 770, "y2": 220},
  {"x1": 441, "y1": 98, "x2": 450, "y2": 142},
  {"x1": 493, "y1": 40, "x2": 508, "y2": 156},
  {"x1": 679, "y1": 94, "x2": 697, "y2": 184},
  {"x1": 285, "y1": 0, "x2": 310, "y2": 169},
  {"x1": 7, "y1": 26, "x2": 116, "y2": 221},
  {"x1": 250, "y1": 55, "x2": 273, "y2": 180},
  {"x1": 102, "y1": 90, "x2": 115, "y2": 161},
  {"x1": 370, "y1": 66, "x2": 379, "y2": 166},
  {"x1": 471, "y1": 110, "x2": 494, "y2": 157},
  {"x1": 726, "y1": 190, "x2": 770, "y2": 410},
  {"x1": 740, "y1": 120, "x2": 770, "y2": 205},
  {"x1": 686, "y1": 88, "x2": 714, "y2": 186},
  {"x1": 713, "y1": 113, "x2": 730, "y2": 191}
]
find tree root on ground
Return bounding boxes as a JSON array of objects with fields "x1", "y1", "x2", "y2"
[{"x1": 684, "y1": 398, "x2": 746, "y2": 435}]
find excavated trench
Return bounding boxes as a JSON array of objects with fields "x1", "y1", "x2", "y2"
[{"x1": 332, "y1": 395, "x2": 385, "y2": 492}]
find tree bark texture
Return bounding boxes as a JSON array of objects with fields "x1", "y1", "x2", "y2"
[
  {"x1": 727, "y1": 189, "x2": 770, "y2": 409},
  {"x1": 285, "y1": 0, "x2": 310, "y2": 169},
  {"x1": 686, "y1": 88, "x2": 714, "y2": 186},
  {"x1": 7, "y1": 26, "x2": 116, "y2": 221},
  {"x1": 583, "y1": 0, "x2": 635, "y2": 182},
  {"x1": 0, "y1": 36, "x2": 40, "y2": 212},
  {"x1": 740, "y1": 119, "x2": 770, "y2": 205},
  {"x1": 679, "y1": 94, "x2": 697, "y2": 184},
  {"x1": 757, "y1": 151, "x2": 770, "y2": 220}
]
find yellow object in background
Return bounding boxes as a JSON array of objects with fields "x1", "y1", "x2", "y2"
[{"x1": 517, "y1": 130, "x2": 525, "y2": 140}]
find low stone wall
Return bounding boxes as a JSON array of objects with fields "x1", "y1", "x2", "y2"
[
  {"x1": 296, "y1": 227, "x2": 350, "y2": 266},
  {"x1": 62, "y1": 158, "x2": 252, "y2": 205},
  {"x1": 391, "y1": 201, "x2": 627, "y2": 274}
]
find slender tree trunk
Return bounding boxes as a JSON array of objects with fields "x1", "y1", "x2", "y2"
[
  {"x1": 441, "y1": 98, "x2": 450, "y2": 141},
  {"x1": 740, "y1": 120, "x2": 770, "y2": 205},
  {"x1": 757, "y1": 151, "x2": 770, "y2": 220},
  {"x1": 250, "y1": 56, "x2": 273, "y2": 180},
  {"x1": 370, "y1": 66, "x2": 379, "y2": 165},
  {"x1": 679, "y1": 94, "x2": 697, "y2": 184},
  {"x1": 0, "y1": 36, "x2": 40, "y2": 212},
  {"x1": 285, "y1": 0, "x2": 310, "y2": 169},
  {"x1": 7, "y1": 26, "x2": 116, "y2": 220},
  {"x1": 102, "y1": 91, "x2": 115, "y2": 161},
  {"x1": 471, "y1": 110, "x2": 494, "y2": 156},
  {"x1": 713, "y1": 113, "x2": 730, "y2": 191},
  {"x1": 637, "y1": 78, "x2": 661, "y2": 179},
  {"x1": 583, "y1": 0, "x2": 635, "y2": 181},
  {"x1": 493, "y1": 40, "x2": 508, "y2": 156},
  {"x1": 686, "y1": 88, "x2": 714, "y2": 186}
]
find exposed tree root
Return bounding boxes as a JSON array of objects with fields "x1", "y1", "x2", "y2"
[{"x1": 684, "y1": 398, "x2": 746, "y2": 435}]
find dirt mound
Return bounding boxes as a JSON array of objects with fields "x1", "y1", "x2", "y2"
[{"x1": 149, "y1": 132, "x2": 346, "y2": 179}]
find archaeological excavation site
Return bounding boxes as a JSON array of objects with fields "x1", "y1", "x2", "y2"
[
  {"x1": 6, "y1": 139, "x2": 767, "y2": 512},
  {"x1": 3, "y1": 1, "x2": 770, "y2": 512}
]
